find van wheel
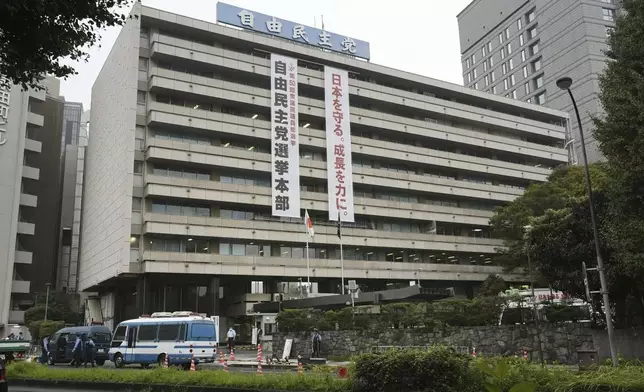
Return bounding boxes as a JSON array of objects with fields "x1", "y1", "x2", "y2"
[
  {"x1": 157, "y1": 353, "x2": 166, "y2": 367},
  {"x1": 113, "y1": 353, "x2": 124, "y2": 368},
  {"x1": 181, "y1": 363, "x2": 191, "y2": 371},
  {"x1": 95, "y1": 360, "x2": 105, "y2": 366},
  {"x1": 141, "y1": 363, "x2": 150, "y2": 369}
]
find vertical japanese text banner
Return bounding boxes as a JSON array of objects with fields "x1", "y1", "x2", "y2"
[
  {"x1": 271, "y1": 54, "x2": 301, "y2": 217},
  {"x1": 325, "y1": 67, "x2": 355, "y2": 222}
]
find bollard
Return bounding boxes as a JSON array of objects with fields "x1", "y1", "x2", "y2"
[
  {"x1": 297, "y1": 360, "x2": 303, "y2": 376},
  {"x1": 164, "y1": 352, "x2": 169, "y2": 368},
  {"x1": 257, "y1": 343, "x2": 263, "y2": 362},
  {"x1": 223, "y1": 359, "x2": 228, "y2": 373},
  {"x1": 523, "y1": 349, "x2": 529, "y2": 361},
  {"x1": 219, "y1": 350, "x2": 224, "y2": 364},
  {"x1": 257, "y1": 361, "x2": 263, "y2": 375},
  {"x1": 189, "y1": 345, "x2": 196, "y2": 372}
]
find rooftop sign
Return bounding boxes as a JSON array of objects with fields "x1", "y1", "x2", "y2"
[{"x1": 216, "y1": 2, "x2": 371, "y2": 60}]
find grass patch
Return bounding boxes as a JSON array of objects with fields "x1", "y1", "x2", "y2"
[{"x1": 7, "y1": 361, "x2": 351, "y2": 392}]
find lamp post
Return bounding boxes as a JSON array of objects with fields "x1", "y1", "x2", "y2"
[
  {"x1": 523, "y1": 225, "x2": 543, "y2": 365},
  {"x1": 44, "y1": 283, "x2": 51, "y2": 322},
  {"x1": 556, "y1": 76, "x2": 619, "y2": 366}
]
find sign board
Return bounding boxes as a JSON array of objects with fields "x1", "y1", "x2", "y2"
[
  {"x1": 270, "y1": 53, "x2": 301, "y2": 217},
  {"x1": 216, "y1": 2, "x2": 371, "y2": 60},
  {"x1": 282, "y1": 338, "x2": 293, "y2": 360},
  {"x1": 348, "y1": 280, "x2": 357, "y2": 291},
  {"x1": 325, "y1": 67, "x2": 355, "y2": 222}
]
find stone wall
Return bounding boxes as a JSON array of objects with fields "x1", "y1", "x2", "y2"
[{"x1": 274, "y1": 324, "x2": 595, "y2": 365}]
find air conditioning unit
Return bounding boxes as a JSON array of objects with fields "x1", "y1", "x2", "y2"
[{"x1": 272, "y1": 293, "x2": 282, "y2": 302}]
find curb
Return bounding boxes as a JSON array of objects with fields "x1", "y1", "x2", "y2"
[{"x1": 11, "y1": 378, "x2": 298, "y2": 392}]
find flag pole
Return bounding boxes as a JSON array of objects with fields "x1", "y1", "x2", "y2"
[{"x1": 306, "y1": 240, "x2": 310, "y2": 287}]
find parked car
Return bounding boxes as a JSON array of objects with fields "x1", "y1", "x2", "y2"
[
  {"x1": 0, "y1": 340, "x2": 30, "y2": 362},
  {"x1": 0, "y1": 356, "x2": 8, "y2": 392},
  {"x1": 48, "y1": 325, "x2": 112, "y2": 366}
]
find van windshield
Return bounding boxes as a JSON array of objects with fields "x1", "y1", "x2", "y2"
[
  {"x1": 92, "y1": 333, "x2": 111, "y2": 343},
  {"x1": 190, "y1": 323, "x2": 216, "y2": 341}
]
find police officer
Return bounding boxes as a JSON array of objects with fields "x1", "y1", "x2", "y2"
[{"x1": 84, "y1": 335, "x2": 96, "y2": 368}]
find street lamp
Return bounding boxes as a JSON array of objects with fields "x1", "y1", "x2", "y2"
[
  {"x1": 44, "y1": 283, "x2": 51, "y2": 321},
  {"x1": 523, "y1": 225, "x2": 543, "y2": 365},
  {"x1": 556, "y1": 76, "x2": 619, "y2": 366}
]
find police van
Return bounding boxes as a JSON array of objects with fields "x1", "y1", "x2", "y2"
[{"x1": 109, "y1": 312, "x2": 218, "y2": 369}]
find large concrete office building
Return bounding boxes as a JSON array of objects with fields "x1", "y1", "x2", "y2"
[
  {"x1": 458, "y1": 0, "x2": 620, "y2": 163},
  {"x1": 81, "y1": 2, "x2": 569, "y2": 330},
  {"x1": 0, "y1": 77, "x2": 64, "y2": 337}
]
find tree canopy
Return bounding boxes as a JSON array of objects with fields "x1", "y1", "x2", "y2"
[{"x1": 0, "y1": 0, "x2": 134, "y2": 89}]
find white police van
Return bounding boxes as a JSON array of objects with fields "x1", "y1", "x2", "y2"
[{"x1": 109, "y1": 312, "x2": 218, "y2": 369}]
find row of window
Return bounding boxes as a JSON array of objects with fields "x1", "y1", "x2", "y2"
[
  {"x1": 467, "y1": 41, "x2": 540, "y2": 92},
  {"x1": 141, "y1": 238, "x2": 498, "y2": 265}
]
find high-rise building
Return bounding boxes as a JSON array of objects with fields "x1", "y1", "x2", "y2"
[
  {"x1": 0, "y1": 76, "x2": 64, "y2": 337},
  {"x1": 457, "y1": 0, "x2": 620, "y2": 163},
  {"x1": 56, "y1": 103, "x2": 90, "y2": 294},
  {"x1": 81, "y1": 2, "x2": 569, "y2": 330}
]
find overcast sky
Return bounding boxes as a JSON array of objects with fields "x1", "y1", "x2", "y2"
[{"x1": 60, "y1": 0, "x2": 472, "y2": 108}]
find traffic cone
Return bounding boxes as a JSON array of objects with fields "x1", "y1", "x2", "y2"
[
  {"x1": 472, "y1": 346, "x2": 477, "y2": 358},
  {"x1": 256, "y1": 361, "x2": 263, "y2": 375},
  {"x1": 523, "y1": 349, "x2": 529, "y2": 361},
  {"x1": 219, "y1": 350, "x2": 224, "y2": 364},
  {"x1": 223, "y1": 359, "x2": 228, "y2": 373},
  {"x1": 257, "y1": 343, "x2": 263, "y2": 362},
  {"x1": 230, "y1": 349, "x2": 235, "y2": 361},
  {"x1": 164, "y1": 352, "x2": 169, "y2": 368},
  {"x1": 297, "y1": 360, "x2": 303, "y2": 376},
  {"x1": 190, "y1": 354, "x2": 196, "y2": 372}
]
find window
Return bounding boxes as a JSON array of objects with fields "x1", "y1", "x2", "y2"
[
  {"x1": 483, "y1": 61, "x2": 488, "y2": 72},
  {"x1": 509, "y1": 58, "x2": 515, "y2": 69},
  {"x1": 137, "y1": 325, "x2": 157, "y2": 341},
  {"x1": 507, "y1": 42, "x2": 512, "y2": 54},
  {"x1": 512, "y1": 90, "x2": 517, "y2": 99},
  {"x1": 519, "y1": 34, "x2": 525, "y2": 46},
  {"x1": 0, "y1": 91, "x2": 9, "y2": 105},
  {"x1": 528, "y1": 27, "x2": 538, "y2": 39},
  {"x1": 113, "y1": 326, "x2": 127, "y2": 341},
  {"x1": 505, "y1": 27, "x2": 510, "y2": 39},
  {"x1": 492, "y1": 85, "x2": 497, "y2": 94},
  {"x1": 521, "y1": 49, "x2": 526, "y2": 62},
  {"x1": 487, "y1": 41, "x2": 493, "y2": 52},
  {"x1": 535, "y1": 92, "x2": 546, "y2": 105},
  {"x1": 500, "y1": 47, "x2": 506, "y2": 59},
  {"x1": 523, "y1": 66, "x2": 528, "y2": 78},
  {"x1": 502, "y1": 63, "x2": 508, "y2": 75},
  {"x1": 190, "y1": 323, "x2": 216, "y2": 340},
  {"x1": 602, "y1": 8, "x2": 615, "y2": 21},
  {"x1": 491, "y1": 70, "x2": 496, "y2": 82},
  {"x1": 466, "y1": 58, "x2": 470, "y2": 69},
  {"x1": 158, "y1": 324, "x2": 180, "y2": 341},
  {"x1": 136, "y1": 90, "x2": 146, "y2": 104},
  {"x1": 467, "y1": 73, "x2": 472, "y2": 83},
  {"x1": 530, "y1": 42, "x2": 539, "y2": 55},
  {"x1": 484, "y1": 75, "x2": 489, "y2": 86},
  {"x1": 498, "y1": 32, "x2": 503, "y2": 44},
  {"x1": 510, "y1": 74, "x2": 516, "y2": 86},
  {"x1": 134, "y1": 161, "x2": 143, "y2": 174},
  {"x1": 517, "y1": 18, "x2": 523, "y2": 30},
  {"x1": 527, "y1": 9, "x2": 536, "y2": 23},
  {"x1": 532, "y1": 58, "x2": 542, "y2": 72},
  {"x1": 474, "y1": 82, "x2": 479, "y2": 89},
  {"x1": 482, "y1": 46, "x2": 487, "y2": 57},
  {"x1": 504, "y1": 79, "x2": 509, "y2": 90},
  {"x1": 473, "y1": 68, "x2": 477, "y2": 78},
  {"x1": 490, "y1": 56, "x2": 494, "y2": 67},
  {"x1": 132, "y1": 198, "x2": 142, "y2": 212},
  {"x1": 471, "y1": 53, "x2": 476, "y2": 63},
  {"x1": 524, "y1": 82, "x2": 531, "y2": 95},
  {"x1": 535, "y1": 75, "x2": 544, "y2": 89}
]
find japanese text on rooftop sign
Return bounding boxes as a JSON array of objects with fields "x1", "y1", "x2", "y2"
[
  {"x1": 325, "y1": 67, "x2": 354, "y2": 222},
  {"x1": 271, "y1": 53, "x2": 300, "y2": 218},
  {"x1": 216, "y1": 2, "x2": 371, "y2": 60},
  {"x1": 0, "y1": 76, "x2": 11, "y2": 146}
]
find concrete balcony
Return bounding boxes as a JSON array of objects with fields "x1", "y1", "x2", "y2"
[
  {"x1": 11, "y1": 280, "x2": 30, "y2": 294},
  {"x1": 29, "y1": 88, "x2": 46, "y2": 102},
  {"x1": 24, "y1": 138, "x2": 42, "y2": 153},
  {"x1": 17, "y1": 221, "x2": 35, "y2": 235},
  {"x1": 8, "y1": 310, "x2": 26, "y2": 324},
  {"x1": 19, "y1": 193, "x2": 38, "y2": 208},
  {"x1": 14, "y1": 250, "x2": 33, "y2": 265},
  {"x1": 27, "y1": 111, "x2": 44, "y2": 127},
  {"x1": 22, "y1": 165, "x2": 40, "y2": 180},
  {"x1": 140, "y1": 251, "x2": 524, "y2": 282}
]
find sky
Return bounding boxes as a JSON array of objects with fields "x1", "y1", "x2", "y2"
[{"x1": 59, "y1": 0, "x2": 472, "y2": 108}]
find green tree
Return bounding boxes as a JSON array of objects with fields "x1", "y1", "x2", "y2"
[
  {"x1": 0, "y1": 0, "x2": 135, "y2": 89},
  {"x1": 479, "y1": 274, "x2": 508, "y2": 297},
  {"x1": 24, "y1": 291, "x2": 82, "y2": 330}
]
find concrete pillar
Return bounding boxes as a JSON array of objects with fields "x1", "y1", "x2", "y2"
[
  {"x1": 210, "y1": 277, "x2": 220, "y2": 316},
  {"x1": 135, "y1": 275, "x2": 151, "y2": 315}
]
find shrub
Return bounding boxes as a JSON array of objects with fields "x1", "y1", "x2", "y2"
[
  {"x1": 352, "y1": 347, "x2": 481, "y2": 392},
  {"x1": 276, "y1": 309, "x2": 314, "y2": 333}
]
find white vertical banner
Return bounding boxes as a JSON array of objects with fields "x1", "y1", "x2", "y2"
[
  {"x1": 271, "y1": 54, "x2": 300, "y2": 217},
  {"x1": 325, "y1": 67, "x2": 355, "y2": 222}
]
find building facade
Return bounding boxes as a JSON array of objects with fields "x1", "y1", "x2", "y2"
[
  {"x1": 0, "y1": 76, "x2": 63, "y2": 337},
  {"x1": 56, "y1": 103, "x2": 90, "y2": 293},
  {"x1": 458, "y1": 0, "x2": 620, "y2": 163},
  {"x1": 81, "y1": 3, "x2": 569, "y2": 330}
]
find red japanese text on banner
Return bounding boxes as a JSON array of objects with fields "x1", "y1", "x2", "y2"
[
  {"x1": 271, "y1": 54, "x2": 300, "y2": 217},
  {"x1": 324, "y1": 67, "x2": 354, "y2": 222}
]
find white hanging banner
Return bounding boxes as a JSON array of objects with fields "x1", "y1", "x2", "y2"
[
  {"x1": 271, "y1": 54, "x2": 300, "y2": 217},
  {"x1": 324, "y1": 67, "x2": 355, "y2": 222}
]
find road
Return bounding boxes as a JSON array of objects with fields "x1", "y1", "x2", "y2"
[{"x1": 10, "y1": 386, "x2": 108, "y2": 392}]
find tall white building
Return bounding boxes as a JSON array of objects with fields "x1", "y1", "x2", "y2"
[{"x1": 81, "y1": 2, "x2": 570, "y2": 329}]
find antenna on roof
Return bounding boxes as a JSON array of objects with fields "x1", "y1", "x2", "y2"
[
  {"x1": 314, "y1": 16, "x2": 317, "y2": 28},
  {"x1": 321, "y1": 15, "x2": 325, "y2": 30}
]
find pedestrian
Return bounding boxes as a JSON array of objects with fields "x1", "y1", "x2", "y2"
[
  {"x1": 84, "y1": 335, "x2": 95, "y2": 368},
  {"x1": 311, "y1": 328, "x2": 322, "y2": 358},
  {"x1": 41, "y1": 335, "x2": 50, "y2": 364},
  {"x1": 7, "y1": 333, "x2": 14, "y2": 340},
  {"x1": 72, "y1": 334, "x2": 83, "y2": 367},
  {"x1": 17, "y1": 332, "x2": 24, "y2": 340},
  {"x1": 226, "y1": 327, "x2": 236, "y2": 353}
]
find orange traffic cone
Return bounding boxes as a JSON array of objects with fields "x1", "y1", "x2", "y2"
[
  {"x1": 190, "y1": 355, "x2": 196, "y2": 372},
  {"x1": 164, "y1": 352, "x2": 169, "y2": 368},
  {"x1": 297, "y1": 360, "x2": 303, "y2": 376},
  {"x1": 219, "y1": 350, "x2": 224, "y2": 364},
  {"x1": 256, "y1": 361, "x2": 263, "y2": 375},
  {"x1": 223, "y1": 359, "x2": 228, "y2": 373},
  {"x1": 230, "y1": 349, "x2": 235, "y2": 361}
]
